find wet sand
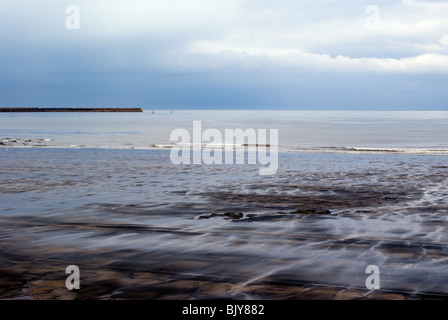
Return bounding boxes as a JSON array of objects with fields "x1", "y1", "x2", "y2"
[{"x1": 1, "y1": 149, "x2": 448, "y2": 300}]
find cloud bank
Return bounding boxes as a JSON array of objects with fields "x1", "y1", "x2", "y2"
[{"x1": 1, "y1": 0, "x2": 447, "y2": 108}]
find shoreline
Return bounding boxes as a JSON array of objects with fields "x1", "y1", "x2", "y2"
[{"x1": 1, "y1": 142, "x2": 448, "y2": 156}]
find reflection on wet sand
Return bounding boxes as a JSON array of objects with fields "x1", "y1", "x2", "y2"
[{"x1": 1, "y1": 149, "x2": 448, "y2": 299}]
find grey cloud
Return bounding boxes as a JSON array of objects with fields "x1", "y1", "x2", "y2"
[{"x1": 0, "y1": 0, "x2": 447, "y2": 109}]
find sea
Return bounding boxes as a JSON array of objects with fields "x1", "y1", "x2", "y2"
[{"x1": 1, "y1": 110, "x2": 448, "y2": 299}]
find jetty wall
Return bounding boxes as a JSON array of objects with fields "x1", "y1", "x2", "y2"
[{"x1": 0, "y1": 107, "x2": 143, "y2": 112}]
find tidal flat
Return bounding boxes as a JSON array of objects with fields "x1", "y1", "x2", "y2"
[{"x1": 1, "y1": 148, "x2": 448, "y2": 299}]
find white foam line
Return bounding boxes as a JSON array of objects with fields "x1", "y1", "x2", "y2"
[{"x1": 3, "y1": 143, "x2": 448, "y2": 156}]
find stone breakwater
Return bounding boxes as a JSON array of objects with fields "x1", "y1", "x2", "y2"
[{"x1": 0, "y1": 107, "x2": 143, "y2": 112}]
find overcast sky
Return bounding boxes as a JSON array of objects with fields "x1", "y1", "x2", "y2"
[{"x1": 1, "y1": 0, "x2": 447, "y2": 109}]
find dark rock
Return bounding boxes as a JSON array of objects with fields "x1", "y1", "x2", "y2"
[
  {"x1": 224, "y1": 212, "x2": 244, "y2": 220},
  {"x1": 198, "y1": 212, "x2": 245, "y2": 220},
  {"x1": 290, "y1": 208, "x2": 331, "y2": 215},
  {"x1": 198, "y1": 214, "x2": 212, "y2": 219}
]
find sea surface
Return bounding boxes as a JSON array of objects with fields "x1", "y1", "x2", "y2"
[
  {"x1": 1, "y1": 110, "x2": 448, "y2": 153},
  {"x1": 1, "y1": 110, "x2": 448, "y2": 299}
]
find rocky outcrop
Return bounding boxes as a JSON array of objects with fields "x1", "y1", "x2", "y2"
[
  {"x1": 0, "y1": 138, "x2": 54, "y2": 147},
  {"x1": 289, "y1": 208, "x2": 332, "y2": 215},
  {"x1": 198, "y1": 212, "x2": 247, "y2": 220}
]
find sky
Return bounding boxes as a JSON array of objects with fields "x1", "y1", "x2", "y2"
[{"x1": 1, "y1": 0, "x2": 448, "y2": 109}]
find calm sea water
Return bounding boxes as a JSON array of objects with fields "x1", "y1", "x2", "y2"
[
  {"x1": 1, "y1": 110, "x2": 448, "y2": 299},
  {"x1": 1, "y1": 110, "x2": 448, "y2": 153}
]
